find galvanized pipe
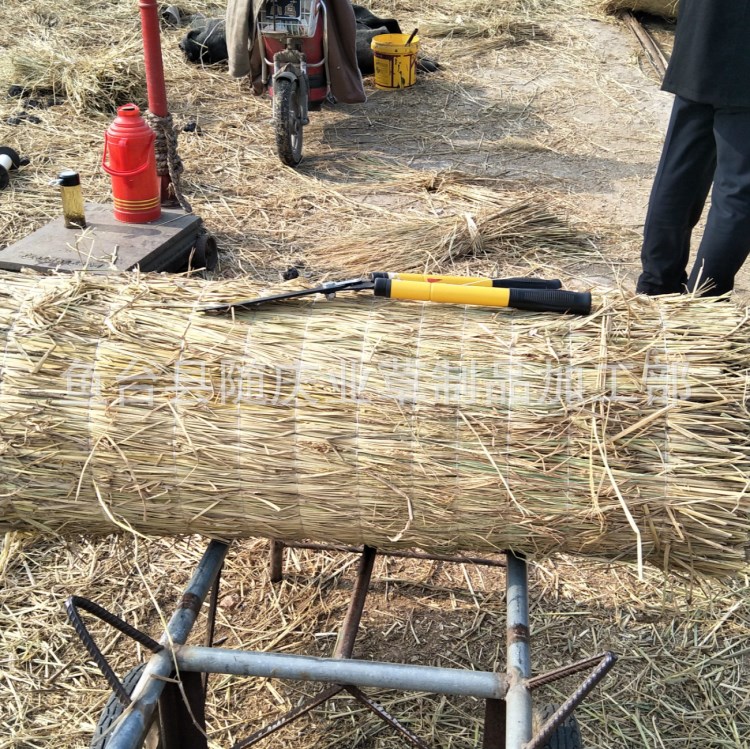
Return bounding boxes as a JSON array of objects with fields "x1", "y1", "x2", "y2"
[
  {"x1": 505, "y1": 552, "x2": 532, "y2": 749},
  {"x1": 174, "y1": 646, "x2": 509, "y2": 699},
  {"x1": 107, "y1": 540, "x2": 230, "y2": 749}
]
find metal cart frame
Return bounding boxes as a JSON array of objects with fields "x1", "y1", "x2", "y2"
[{"x1": 67, "y1": 540, "x2": 616, "y2": 749}]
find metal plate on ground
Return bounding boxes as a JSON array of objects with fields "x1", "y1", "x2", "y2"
[{"x1": 0, "y1": 203, "x2": 204, "y2": 273}]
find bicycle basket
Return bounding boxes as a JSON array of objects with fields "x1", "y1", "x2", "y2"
[{"x1": 258, "y1": 0, "x2": 320, "y2": 38}]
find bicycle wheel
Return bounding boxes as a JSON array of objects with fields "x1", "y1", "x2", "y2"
[{"x1": 273, "y1": 76, "x2": 304, "y2": 166}]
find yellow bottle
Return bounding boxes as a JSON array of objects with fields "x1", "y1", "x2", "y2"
[{"x1": 54, "y1": 170, "x2": 87, "y2": 229}]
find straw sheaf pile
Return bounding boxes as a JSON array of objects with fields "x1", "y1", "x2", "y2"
[
  {"x1": 1, "y1": 39, "x2": 146, "y2": 114},
  {"x1": 1, "y1": 271, "x2": 749, "y2": 577}
]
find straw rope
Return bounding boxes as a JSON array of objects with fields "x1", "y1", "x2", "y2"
[
  {"x1": 144, "y1": 110, "x2": 192, "y2": 213},
  {"x1": 0, "y1": 272, "x2": 749, "y2": 577}
]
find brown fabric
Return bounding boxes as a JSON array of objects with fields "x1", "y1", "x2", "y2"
[
  {"x1": 226, "y1": 0, "x2": 366, "y2": 104},
  {"x1": 226, "y1": 0, "x2": 256, "y2": 78}
]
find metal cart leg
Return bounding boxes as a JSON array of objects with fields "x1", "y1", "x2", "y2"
[
  {"x1": 105, "y1": 540, "x2": 229, "y2": 749},
  {"x1": 505, "y1": 552, "x2": 532, "y2": 749}
]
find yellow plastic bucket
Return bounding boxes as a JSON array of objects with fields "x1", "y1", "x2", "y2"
[{"x1": 370, "y1": 33, "x2": 419, "y2": 90}]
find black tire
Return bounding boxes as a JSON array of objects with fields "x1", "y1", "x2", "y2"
[
  {"x1": 91, "y1": 664, "x2": 161, "y2": 749},
  {"x1": 532, "y1": 702, "x2": 583, "y2": 749},
  {"x1": 192, "y1": 231, "x2": 218, "y2": 271},
  {"x1": 273, "y1": 76, "x2": 303, "y2": 166}
]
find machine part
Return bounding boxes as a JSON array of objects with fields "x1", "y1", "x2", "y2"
[
  {"x1": 269, "y1": 540, "x2": 285, "y2": 583},
  {"x1": 0, "y1": 204, "x2": 206, "y2": 274},
  {"x1": 333, "y1": 545, "x2": 376, "y2": 658},
  {"x1": 71, "y1": 541, "x2": 616, "y2": 749},
  {"x1": 483, "y1": 699, "x2": 506, "y2": 749},
  {"x1": 191, "y1": 231, "x2": 218, "y2": 271},
  {"x1": 253, "y1": 544, "x2": 436, "y2": 749},
  {"x1": 531, "y1": 703, "x2": 583, "y2": 749},
  {"x1": 103, "y1": 541, "x2": 229, "y2": 749},
  {"x1": 233, "y1": 685, "x2": 344, "y2": 748},
  {"x1": 273, "y1": 76, "x2": 304, "y2": 166},
  {"x1": 202, "y1": 559, "x2": 223, "y2": 693},
  {"x1": 0, "y1": 146, "x2": 21, "y2": 190},
  {"x1": 173, "y1": 644, "x2": 509, "y2": 698},
  {"x1": 102, "y1": 105, "x2": 161, "y2": 223},
  {"x1": 91, "y1": 665, "x2": 162, "y2": 749},
  {"x1": 138, "y1": 0, "x2": 171, "y2": 202},
  {"x1": 506, "y1": 552, "x2": 532, "y2": 749},
  {"x1": 527, "y1": 653, "x2": 615, "y2": 691},
  {"x1": 157, "y1": 670, "x2": 208, "y2": 749}
]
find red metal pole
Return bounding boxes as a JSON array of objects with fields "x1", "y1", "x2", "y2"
[{"x1": 138, "y1": 0, "x2": 172, "y2": 201}]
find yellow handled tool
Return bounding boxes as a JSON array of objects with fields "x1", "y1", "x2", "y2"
[
  {"x1": 204, "y1": 276, "x2": 590, "y2": 316},
  {"x1": 373, "y1": 278, "x2": 591, "y2": 315},
  {"x1": 370, "y1": 272, "x2": 562, "y2": 290}
]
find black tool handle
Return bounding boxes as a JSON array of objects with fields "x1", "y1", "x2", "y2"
[
  {"x1": 492, "y1": 277, "x2": 562, "y2": 290},
  {"x1": 507, "y1": 288, "x2": 592, "y2": 315}
]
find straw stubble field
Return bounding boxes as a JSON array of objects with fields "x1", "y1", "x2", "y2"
[{"x1": 0, "y1": 0, "x2": 748, "y2": 748}]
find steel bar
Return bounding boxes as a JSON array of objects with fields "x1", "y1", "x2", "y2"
[
  {"x1": 523, "y1": 652, "x2": 617, "y2": 749},
  {"x1": 346, "y1": 686, "x2": 434, "y2": 749},
  {"x1": 232, "y1": 686, "x2": 345, "y2": 748},
  {"x1": 527, "y1": 653, "x2": 612, "y2": 691},
  {"x1": 65, "y1": 596, "x2": 162, "y2": 707},
  {"x1": 158, "y1": 671, "x2": 208, "y2": 749},
  {"x1": 483, "y1": 699, "x2": 506, "y2": 749},
  {"x1": 270, "y1": 540, "x2": 285, "y2": 584},
  {"x1": 282, "y1": 541, "x2": 507, "y2": 568},
  {"x1": 505, "y1": 553, "x2": 532, "y2": 749},
  {"x1": 174, "y1": 646, "x2": 509, "y2": 699},
  {"x1": 233, "y1": 545, "x2": 376, "y2": 746},
  {"x1": 202, "y1": 560, "x2": 223, "y2": 692},
  {"x1": 107, "y1": 540, "x2": 230, "y2": 749},
  {"x1": 137, "y1": 0, "x2": 172, "y2": 200},
  {"x1": 334, "y1": 545, "x2": 376, "y2": 659}
]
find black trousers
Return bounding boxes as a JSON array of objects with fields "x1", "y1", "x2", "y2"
[{"x1": 637, "y1": 95, "x2": 750, "y2": 296}]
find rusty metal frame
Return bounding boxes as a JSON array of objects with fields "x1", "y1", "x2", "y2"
[{"x1": 68, "y1": 539, "x2": 616, "y2": 749}]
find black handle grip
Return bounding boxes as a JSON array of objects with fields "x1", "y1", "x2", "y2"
[
  {"x1": 507, "y1": 288, "x2": 592, "y2": 315},
  {"x1": 492, "y1": 277, "x2": 562, "y2": 290}
]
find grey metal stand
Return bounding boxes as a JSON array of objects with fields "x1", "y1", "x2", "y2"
[{"x1": 66, "y1": 540, "x2": 617, "y2": 749}]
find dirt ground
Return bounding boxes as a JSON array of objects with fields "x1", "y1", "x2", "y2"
[{"x1": 1, "y1": 1, "x2": 749, "y2": 748}]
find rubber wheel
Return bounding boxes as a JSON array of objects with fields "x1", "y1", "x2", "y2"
[
  {"x1": 91, "y1": 664, "x2": 161, "y2": 749},
  {"x1": 532, "y1": 703, "x2": 583, "y2": 749},
  {"x1": 273, "y1": 77, "x2": 303, "y2": 166},
  {"x1": 192, "y1": 231, "x2": 218, "y2": 271}
]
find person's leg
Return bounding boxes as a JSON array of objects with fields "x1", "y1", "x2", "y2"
[
  {"x1": 687, "y1": 106, "x2": 750, "y2": 295},
  {"x1": 637, "y1": 96, "x2": 716, "y2": 295}
]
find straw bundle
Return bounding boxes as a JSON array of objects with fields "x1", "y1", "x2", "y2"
[
  {"x1": 604, "y1": 0, "x2": 678, "y2": 19},
  {"x1": 421, "y1": 15, "x2": 548, "y2": 47},
  {"x1": 1, "y1": 271, "x2": 749, "y2": 577},
  {"x1": 312, "y1": 190, "x2": 585, "y2": 274},
  {"x1": 2, "y1": 39, "x2": 146, "y2": 113}
]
